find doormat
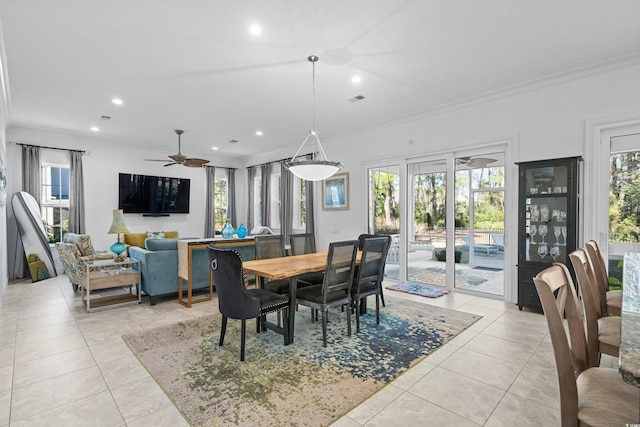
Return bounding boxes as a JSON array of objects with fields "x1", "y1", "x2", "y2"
[
  {"x1": 385, "y1": 282, "x2": 450, "y2": 298},
  {"x1": 408, "y1": 267, "x2": 493, "y2": 286}
]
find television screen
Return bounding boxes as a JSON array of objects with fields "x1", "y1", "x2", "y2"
[{"x1": 118, "y1": 173, "x2": 190, "y2": 214}]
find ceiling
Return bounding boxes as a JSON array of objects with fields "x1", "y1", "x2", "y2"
[{"x1": 1, "y1": 1, "x2": 639, "y2": 163}]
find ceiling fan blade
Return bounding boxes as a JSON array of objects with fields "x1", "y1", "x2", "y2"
[
  {"x1": 144, "y1": 159, "x2": 170, "y2": 162},
  {"x1": 169, "y1": 153, "x2": 187, "y2": 163},
  {"x1": 184, "y1": 158, "x2": 209, "y2": 167},
  {"x1": 163, "y1": 162, "x2": 179, "y2": 167}
]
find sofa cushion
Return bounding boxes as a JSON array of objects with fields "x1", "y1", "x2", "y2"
[
  {"x1": 145, "y1": 237, "x2": 179, "y2": 251},
  {"x1": 74, "y1": 234, "x2": 95, "y2": 256},
  {"x1": 124, "y1": 231, "x2": 179, "y2": 249},
  {"x1": 147, "y1": 231, "x2": 165, "y2": 239}
]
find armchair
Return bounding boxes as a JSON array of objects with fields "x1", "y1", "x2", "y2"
[{"x1": 56, "y1": 233, "x2": 115, "y2": 291}]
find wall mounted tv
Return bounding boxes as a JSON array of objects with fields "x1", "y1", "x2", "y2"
[{"x1": 118, "y1": 173, "x2": 190, "y2": 215}]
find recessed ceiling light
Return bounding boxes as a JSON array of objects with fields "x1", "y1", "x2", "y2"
[
  {"x1": 212, "y1": 146, "x2": 219, "y2": 150},
  {"x1": 351, "y1": 75, "x2": 362, "y2": 84},
  {"x1": 90, "y1": 126, "x2": 100, "y2": 132},
  {"x1": 249, "y1": 23, "x2": 262, "y2": 36},
  {"x1": 112, "y1": 98, "x2": 123, "y2": 105},
  {"x1": 255, "y1": 130, "x2": 263, "y2": 136}
]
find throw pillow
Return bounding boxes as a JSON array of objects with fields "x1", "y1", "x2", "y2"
[{"x1": 146, "y1": 231, "x2": 166, "y2": 239}]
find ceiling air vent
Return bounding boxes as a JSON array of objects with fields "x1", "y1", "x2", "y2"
[
  {"x1": 227, "y1": 139, "x2": 238, "y2": 144},
  {"x1": 348, "y1": 95, "x2": 365, "y2": 103},
  {"x1": 100, "y1": 115, "x2": 111, "y2": 120}
]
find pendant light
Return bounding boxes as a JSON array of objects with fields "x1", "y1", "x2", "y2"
[{"x1": 285, "y1": 55, "x2": 343, "y2": 181}]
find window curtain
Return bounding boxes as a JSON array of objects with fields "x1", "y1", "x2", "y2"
[
  {"x1": 260, "y1": 163, "x2": 271, "y2": 227},
  {"x1": 247, "y1": 166, "x2": 256, "y2": 231},
  {"x1": 204, "y1": 165, "x2": 216, "y2": 238},
  {"x1": 21, "y1": 145, "x2": 41, "y2": 203},
  {"x1": 279, "y1": 160, "x2": 293, "y2": 245},
  {"x1": 227, "y1": 168, "x2": 237, "y2": 227},
  {"x1": 306, "y1": 178, "x2": 316, "y2": 237},
  {"x1": 68, "y1": 150, "x2": 85, "y2": 233}
]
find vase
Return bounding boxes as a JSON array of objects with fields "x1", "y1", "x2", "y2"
[
  {"x1": 236, "y1": 223, "x2": 248, "y2": 238},
  {"x1": 222, "y1": 220, "x2": 235, "y2": 238}
]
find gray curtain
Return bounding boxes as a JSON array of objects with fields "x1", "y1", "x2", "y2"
[
  {"x1": 21, "y1": 145, "x2": 41, "y2": 203},
  {"x1": 204, "y1": 165, "x2": 216, "y2": 238},
  {"x1": 279, "y1": 160, "x2": 293, "y2": 245},
  {"x1": 247, "y1": 166, "x2": 256, "y2": 230},
  {"x1": 68, "y1": 150, "x2": 85, "y2": 233},
  {"x1": 227, "y1": 168, "x2": 237, "y2": 227},
  {"x1": 306, "y1": 178, "x2": 316, "y2": 238},
  {"x1": 260, "y1": 163, "x2": 271, "y2": 227}
]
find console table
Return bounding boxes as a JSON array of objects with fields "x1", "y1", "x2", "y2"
[{"x1": 177, "y1": 236, "x2": 256, "y2": 307}]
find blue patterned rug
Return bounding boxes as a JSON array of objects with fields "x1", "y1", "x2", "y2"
[
  {"x1": 123, "y1": 296, "x2": 481, "y2": 427},
  {"x1": 386, "y1": 282, "x2": 450, "y2": 298}
]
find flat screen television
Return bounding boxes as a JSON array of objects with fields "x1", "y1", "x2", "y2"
[{"x1": 118, "y1": 173, "x2": 190, "y2": 215}]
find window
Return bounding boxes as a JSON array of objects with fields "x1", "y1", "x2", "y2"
[
  {"x1": 250, "y1": 167, "x2": 308, "y2": 232},
  {"x1": 214, "y1": 178, "x2": 228, "y2": 233},
  {"x1": 270, "y1": 173, "x2": 281, "y2": 231},
  {"x1": 253, "y1": 174, "x2": 262, "y2": 226},
  {"x1": 41, "y1": 163, "x2": 69, "y2": 243},
  {"x1": 293, "y1": 177, "x2": 306, "y2": 231}
]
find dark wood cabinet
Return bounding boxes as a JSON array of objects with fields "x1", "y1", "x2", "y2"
[{"x1": 517, "y1": 157, "x2": 580, "y2": 311}]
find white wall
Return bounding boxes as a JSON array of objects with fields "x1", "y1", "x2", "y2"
[
  {"x1": 5, "y1": 127, "x2": 242, "y2": 278},
  {"x1": 0, "y1": 23, "x2": 9, "y2": 294}
]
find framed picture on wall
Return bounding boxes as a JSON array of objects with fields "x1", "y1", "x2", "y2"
[{"x1": 322, "y1": 172, "x2": 349, "y2": 210}]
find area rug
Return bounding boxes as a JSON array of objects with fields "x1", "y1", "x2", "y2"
[
  {"x1": 385, "y1": 282, "x2": 450, "y2": 298},
  {"x1": 408, "y1": 266, "x2": 495, "y2": 287},
  {"x1": 122, "y1": 296, "x2": 481, "y2": 427}
]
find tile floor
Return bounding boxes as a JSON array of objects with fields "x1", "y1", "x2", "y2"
[{"x1": 0, "y1": 274, "x2": 616, "y2": 426}]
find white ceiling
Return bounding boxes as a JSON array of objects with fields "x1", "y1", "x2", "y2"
[{"x1": 1, "y1": 1, "x2": 639, "y2": 163}]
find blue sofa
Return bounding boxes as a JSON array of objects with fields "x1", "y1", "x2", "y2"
[{"x1": 129, "y1": 238, "x2": 210, "y2": 305}]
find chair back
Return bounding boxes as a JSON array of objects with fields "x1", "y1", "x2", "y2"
[
  {"x1": 568, "y1": 249, "x2": 602, "y2": 368},
  {"x1": 254, "y1": 235, "x2": 286, "y2": 260},
  {"x1": 207, "y1": 246, "x2": 260, "y2": 320},
  {"x1": 322, "y1": 240, "x2": 358, "y2": 303},
  {"x1": 584, "y1": 240, "x2": 608, "y2": 315},
  {"x1": 289, "y1": 233, "x2": 317, "y2": 255},
  {"x1": 355, "y1": 236, "x2": 391, "y2": 292},
  {"x1": 533, "y1": 263, "x2": 589, "y2": 426}
]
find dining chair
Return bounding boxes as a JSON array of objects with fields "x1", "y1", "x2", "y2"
[
  {"x1": 568, "y1": 249, "x2": 620, "y2": 366},
  {"x1": 352, "y1": 236, "x2": 390, "y2": 332},
  {"x1": 289, "y1": 233, "x2": 325, "y2": 285},
  {"x1": 295, "y1": 240, "x2": 358, "y2": 347},
  {"x1": 254, "y1": 235, "x2": 296, "y2": 294},
  {"x1": 533, "y1": 263, "x2": 639, "y2": 426},
  {"x1": 357, "y1": 233, "x2": 391, "y2": 307},
  {"x1": 207, "y1": 246, "x2": 290, "y2": 361},
  {"x1": 585, "y1": 240, "x2": 622, "y2": 316}
]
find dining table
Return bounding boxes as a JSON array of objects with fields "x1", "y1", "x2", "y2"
[
  {"x1": 243, "y1": 251, "x2": 361, "y2": 344},
  {"x1": 621, "y1": 251, "x2": 640, "y2": 388}
]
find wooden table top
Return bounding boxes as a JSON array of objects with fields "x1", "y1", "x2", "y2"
[{"x1": 243, "y1": 252, "x2": 330, "y2": 280}]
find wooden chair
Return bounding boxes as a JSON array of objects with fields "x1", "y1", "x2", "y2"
[
  {"x1": 289, "y1": 233, "x2": 324, "y2": 285},
  {"x1": 295, "y1": 240, "x2": 358, "y2": 347},
  {"x1": 352, "y1": 236, "x2": 390, "y2": 332},
  {"x1": 207, "y1": 246, "x2": 289, "y2": 361},
  {"x1": 254, "y1": 235, "x2": 297, "y2": 294},
  {"x1": 533, "y1": 264, "x2": 639, "y2": 426},
  {"x1": 585, "y1": 240, "x2": 622, "y2": 316},
  {"x1": 568, "y1": 249, "x2": 620, "y2": 366}
]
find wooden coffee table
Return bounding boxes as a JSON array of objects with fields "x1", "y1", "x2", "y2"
[{"x1": 81, "y1": 258, "x2": 141, "y2": 312}]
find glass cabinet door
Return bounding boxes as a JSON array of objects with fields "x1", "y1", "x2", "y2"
[{"x1": 524, "y1": 165, "x2": 569, "y2": 265}]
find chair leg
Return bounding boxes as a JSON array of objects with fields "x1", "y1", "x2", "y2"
[
  {"x1": 355, "y1": 299, "x2": 361, "y2": 333},
  {"x1": 346, "y1": 302, "x2": 352, "y2": 338},
  {"x1": 379, "y1": 282, "x2": 386, "y2": 307},
  {"x1": 321, "y1": 309, "x2": 328, "y2": 348},
  {"x1": 240, "y1": 319, "x2": 246, "y2": 361},
  {"x1": 282, "y1": 308, "x2": 290, "y2": 345},
  {"x1": 219, "y1": 315, "x2": 228, "y2": 346},
  {"x1": 375, "y1": 294, "x2": 380, "y2": 325}
]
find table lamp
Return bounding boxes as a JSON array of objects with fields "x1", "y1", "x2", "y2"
[{"x1": 108, "y1": 209, "x2": 129, "y2": 261}]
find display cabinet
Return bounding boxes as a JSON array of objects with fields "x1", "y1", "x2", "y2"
[{"x1": 517, "y1": 157, "x2": 580, "y2": 311}]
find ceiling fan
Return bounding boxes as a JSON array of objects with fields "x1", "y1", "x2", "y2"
[
  {"x1": 144, "y1": 129, "x2": 209, "y2": 167},
  {"x1": 456, "y1": 156, "x2": 497, "y2": 168}
]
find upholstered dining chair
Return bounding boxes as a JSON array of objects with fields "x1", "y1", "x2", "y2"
[
  {"x1": 207, "y1": 245, "x2": 290, "y2": 361},
  {"x1": 568, "y1": 249, "x2": 620, "y2": 366},
  {"x1": 533, "y1": 263, "x2": 639, "y2": 426},
  {"x1": 357, "y1": 233, "x2": 391, "y2": 307},
  {"x1": 585, "y1": 240, "x2": 622, "y2": 316},
  {"x1": 352, "y1": 236, "x2": 390, "y2": 332},
  {"x1": 295, "y1": 240, "x2": 358, "y2": 347},
  {"x1": 289, "y1": 233, "x2": 325, "y2": 285}
]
